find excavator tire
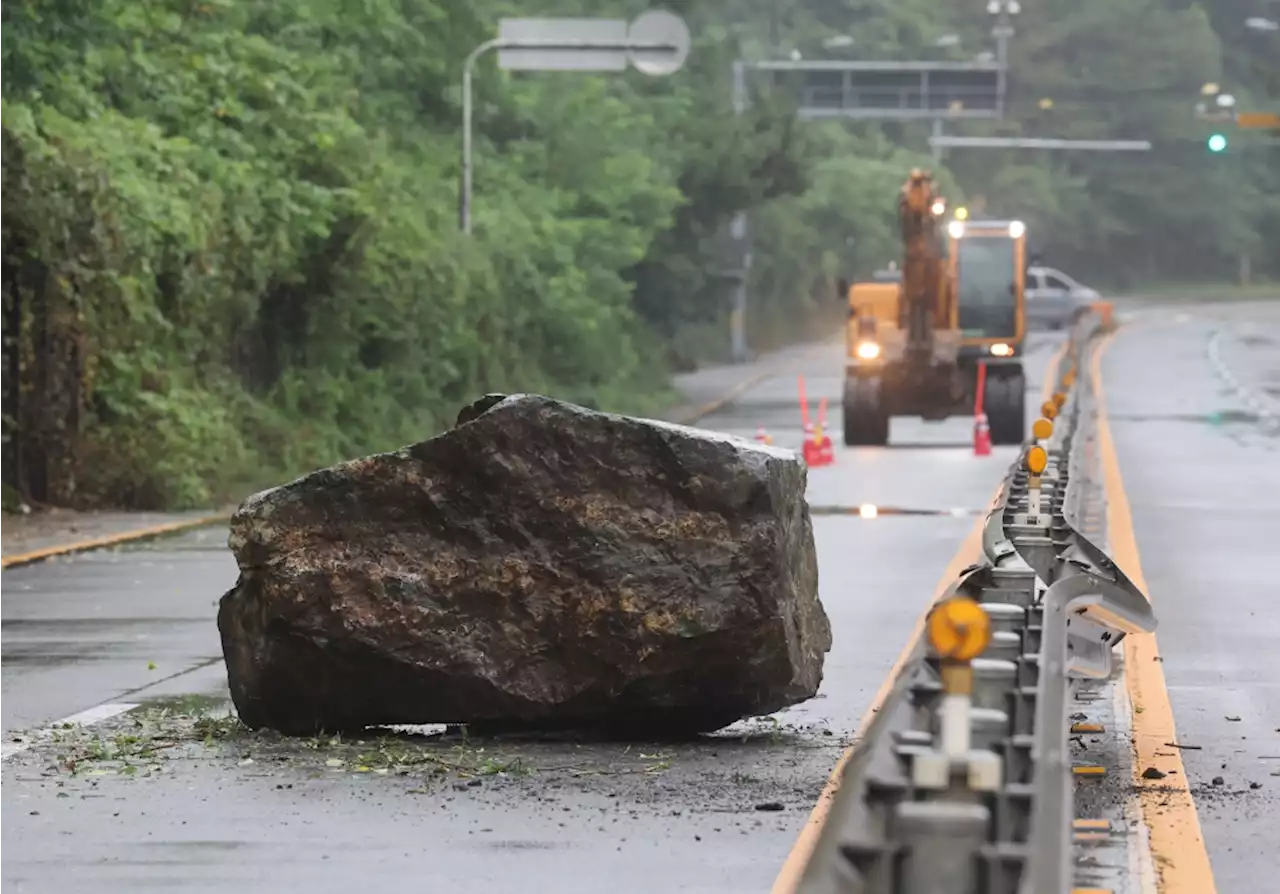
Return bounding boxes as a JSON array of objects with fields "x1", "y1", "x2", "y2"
[
  {"x1": 985, "y1": 367, "x2": 1026, "y2": 446},
  {"x1": 842, "y1": 376, "x2": 890, "y2": 446}
]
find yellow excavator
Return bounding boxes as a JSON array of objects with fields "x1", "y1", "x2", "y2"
[{"x1": 839, "y1": 170, "x2": 1028, "y2": 446}]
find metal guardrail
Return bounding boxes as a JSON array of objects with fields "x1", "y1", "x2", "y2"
[{"x1": 794, "y1": 311, "x2": 1157, "y2": 894}]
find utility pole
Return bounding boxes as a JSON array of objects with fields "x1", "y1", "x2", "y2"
[
  {"x1": 987, "y1": 0, "x2": 1019, "y2": 115},
  {"x1": 729, "y1": 61, "x2": 751, "y2": 363}
]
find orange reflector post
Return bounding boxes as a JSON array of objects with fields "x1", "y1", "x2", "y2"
[
  {"x1": 1032, "y1": 418, "x2": 1053, "y2": 440},
  {"x1": 1025, "y1": 445, "x2": 1048, "y2": 475},
  {"x1": 1090, "y1": 300, "x2": 1114, "y2": 328},
  {"x1": 927, "y1": 596, "x2": 992, "y2": 662}
]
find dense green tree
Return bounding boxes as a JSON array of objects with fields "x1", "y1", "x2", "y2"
[{"x1": 2, "y1": 0, "x2": 1275, "y2": 509}]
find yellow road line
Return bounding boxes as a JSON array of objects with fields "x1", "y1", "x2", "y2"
[
  {"x1": 771, "y1": 341, "x2": 1068, "y2": 893},
  {"x1": 1093, "y1": 331, "x2": 1217, "y2": 894},
  {"x1": 1, "y1": 513, "x2": 231, "y2": 570},
  {"x1": 671, "y1": 370, "x2": 775, "y2": 426}
]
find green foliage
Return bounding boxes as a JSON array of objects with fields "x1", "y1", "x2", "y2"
[
  {"x1": 2, "y1": 0, "x2": 1274, "y2": 508},
  {"x1": 1, "y1": 0, "x2": 694, "y2": 507},
  {"x1": 941, "y1": 0, "x2": 1279, "y2": 287}
]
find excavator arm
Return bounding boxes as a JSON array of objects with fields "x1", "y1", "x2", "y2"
[{"x1": 896, "y1": 169, "x2": 950, "y2": 347}]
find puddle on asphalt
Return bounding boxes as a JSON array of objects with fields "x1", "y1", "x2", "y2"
[
  {"x1": 1, "y1": 649, "x2": 118, "y2": 667},
  {"x1": 1, "y1": 617, "x2": 197, "y2": 630},
  {"x1": 1237, "y1": 333, "x2": 1276, "y2": 348},
  {"x1": 135, "y1": 693, "x2": 236, "y2": 714},
  {"x1": 1109, "y1": 410, "x2": 1265, "y2": 425},
  {"x1": 808, "y1": 504, "x2": 980, "y2": 518}
]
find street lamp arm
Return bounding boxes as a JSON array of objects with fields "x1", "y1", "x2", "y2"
[
  {"x1": 460, "y1": 36, "x2": 681, "y2": 234},
  {"x1": 465, "y1": 37, "x2": 510, "y2": 75}
]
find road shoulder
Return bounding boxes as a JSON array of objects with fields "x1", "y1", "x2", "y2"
[{"x1": 1095, "y1": 323, "x2": 1218, "y2": 894}]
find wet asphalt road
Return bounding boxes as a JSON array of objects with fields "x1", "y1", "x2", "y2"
[
  {"x1": 1103, "y1": 301, "x2": 1280, "y2": 893},
  {"x1": 4, "y1": 333, "x2": 1061, "y2": 893}
]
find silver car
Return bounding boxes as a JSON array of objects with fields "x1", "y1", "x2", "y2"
[{"x1": 1025, "y1": 266, "x2": 1100, "y2": 330}]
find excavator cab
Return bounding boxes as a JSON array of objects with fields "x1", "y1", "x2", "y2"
[
  {"x1": 946, "y1": 218, "x2": 1028, "y2": 442},
  {"x1": 947, "y1": 218, "x2": 1026, "y2": 357}
]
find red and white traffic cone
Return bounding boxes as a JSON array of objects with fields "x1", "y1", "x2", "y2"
[
  {"x1": 973, "y1": 412, "x2": 992, "y2": 457},
  {"x1": 817, "y1": 399, "x2": 835, "y2": 465},
  {"x1": 802, "y1": 422, "x2": 821, "y2": 465},
  {"x1": 973, "y1": 360, "x2": 992, "y2": 457}
]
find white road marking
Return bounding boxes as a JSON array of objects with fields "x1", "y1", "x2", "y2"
[
  {"x1": 2, "y1": 702, "x2": 139, "y2": 761},
  {"x1": 1205, "y1": 329, "x2": 1280, "y2": 434}
]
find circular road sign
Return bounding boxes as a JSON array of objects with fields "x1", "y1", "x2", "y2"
[{"x1": 627, "y1": 10, "x2": 691, "y2": 76}]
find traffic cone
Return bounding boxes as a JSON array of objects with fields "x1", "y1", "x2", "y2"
[
  {"x1": 816, "y1": 398, "x2": 835, "y2": 465},
  {"x1": 973, "y1": 413, "x2": 992, "y2": 456},
  {"x1": 802, "y1": 422, "x2": 822, "y2": 465},
  {"x1": 973, "y1": 360, "x2": 991, "y2": 457},
  {"x1": 755, "y1": 425, "x2": 773, "y2": 446}
]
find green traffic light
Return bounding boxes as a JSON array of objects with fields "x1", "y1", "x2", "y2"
[{"x1": 1207, "y1": 133, "x2": 1227, "y2": 152}]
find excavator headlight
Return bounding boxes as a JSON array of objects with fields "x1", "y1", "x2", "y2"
[
  {"x1": 1008, "y1": 220, "x2": 1026, "y2": 239},
  {"x1": 947, "y1": 220, "x2": 966, "y2": 239},
  {"x1": 990, "y1": 342, "x2": 1013, "y2": 357},
  {"x1": 856, "y1": 341, "x2": 882, "y2": 360}
]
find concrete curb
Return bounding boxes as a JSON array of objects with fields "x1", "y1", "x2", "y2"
[
  {"x1": 1, "y1": 512, "x2": 233, "y2": 570},
  {"x1": 667, "y1": 369, "x2": 775, "y2": 426}
]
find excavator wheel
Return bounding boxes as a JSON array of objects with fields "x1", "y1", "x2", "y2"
[
  {"x1": 842, "y1": 376, "x2": 890, "y2": 446},
  {"x1": 985, "y1": 367, "x2": 1026, "y2": 446}
]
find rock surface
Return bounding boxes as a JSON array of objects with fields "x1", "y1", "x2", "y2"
[{"x1": 217, "y1": 393, "x2": 830, "y2": 736}]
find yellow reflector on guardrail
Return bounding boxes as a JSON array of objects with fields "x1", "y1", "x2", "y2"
[
  {"x1": 1032, "y1": 418, "x2": 1054, "y2": 440},
  {"x1": 927, "y1": 596, "x2": 992, "y2": 662},
  {"x1": 1026, "y1": 445, "x2": 1048, "y2": 475}
]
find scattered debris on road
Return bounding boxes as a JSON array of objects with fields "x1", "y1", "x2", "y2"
[{"x1": 3, "y1": 699, "x2": 850, "y2": 822}]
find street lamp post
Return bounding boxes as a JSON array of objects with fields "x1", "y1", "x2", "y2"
[
  {"x1": 458, "y1": 12, "x2": 690, "y2": 234},
  {"x1": 460, "y1": 37, "x2": 679, "y2": 234}
]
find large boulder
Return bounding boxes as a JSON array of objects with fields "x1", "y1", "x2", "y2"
[{"x1": 217, "y1": 393, "x2": 830, "y2": 737}]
